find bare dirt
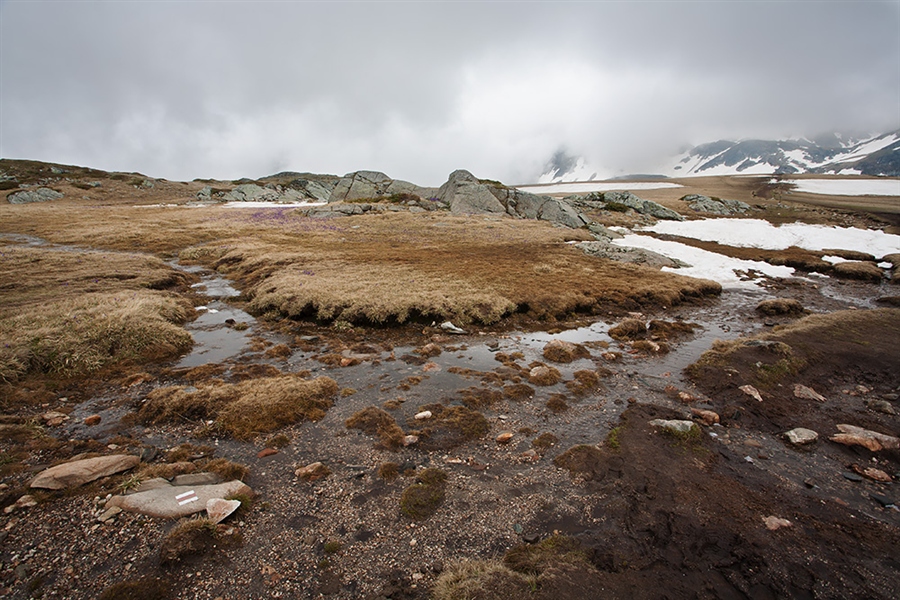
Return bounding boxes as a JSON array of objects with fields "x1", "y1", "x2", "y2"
[{"x1": 0, "y1": 164, "x2": 898, "y2": 599}]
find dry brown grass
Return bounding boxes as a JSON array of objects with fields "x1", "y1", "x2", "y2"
[
  {"x1": 0, "y1": 245, "x2": 194, "y2": 383},
  {"x1": 2, "y1": 199, "x2": 720, "y2": 327},
  {"x1": 139, "y1": 375, "x2": 338, "y2": 439}
]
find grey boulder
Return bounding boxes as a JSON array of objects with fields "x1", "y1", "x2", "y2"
[
  {"x1": 683, "y1": 194, "x2": 751, "y2": 215},
  {"x1": 7, "y1": 188, "x2": 64, "y2": 204}
]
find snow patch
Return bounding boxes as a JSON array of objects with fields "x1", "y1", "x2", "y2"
[
  {"x1": 643, "y1": 218, "x2": 900, "y2": 257},
  {"x1": 611, "y1": 234, "x2": 794, "y2": 289},
  {"x1": 224, "y1": 201, "x2": 328, "y2": 208},
  {"x1": 516, "y1": 182, "x2": 682, "y2": 194},
  {"x1": 784, "y1": 178, "x2": 900, "y2": 197}
]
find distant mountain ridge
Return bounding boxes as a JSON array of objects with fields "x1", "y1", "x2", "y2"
[{"x1": 539, "y1": 130, "x2": 900, "y2": 182}]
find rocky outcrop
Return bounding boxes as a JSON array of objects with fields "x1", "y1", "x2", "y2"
[
  {"x1": 30, "y1": 454, "x2": 140, "y2": 490},
  {"x1": 682, "y1": 194, "x2": 751, "y2": 215},
  {"x1": 437, "y1": 169, "x2": 588, "y2": 228},
  {"x1": 575, "y1": 191, "x2": 684, "y2": 221},
  {"x1": 437, "y1": 170, "x2": 508, "y2": 214},
  {"x1": 328, "y1": 170, "x2": 438, "y2": 204},
  {"x1": 7, "y1": 187, "x2": 63, "y2": 204},
  {"x1": 575, "y1": 241, "x2": 688, "y2": 268}
]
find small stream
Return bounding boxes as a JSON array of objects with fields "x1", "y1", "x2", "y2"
[{"x1": 173, "y1": 263, "x2": 257, "y2": 368}]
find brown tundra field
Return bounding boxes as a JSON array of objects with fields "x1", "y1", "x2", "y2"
[{"x1": 0, "y1": 159, "x2": 899, "y2": 600}]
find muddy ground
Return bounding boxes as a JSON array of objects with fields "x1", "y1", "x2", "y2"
[{"x1": 1, "y1": 179, "x2": 899, "y2": 599}]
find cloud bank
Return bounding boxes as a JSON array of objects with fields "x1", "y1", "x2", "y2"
[{"x1": 1, "y1": 1, "x2": 898, "y2": 185}]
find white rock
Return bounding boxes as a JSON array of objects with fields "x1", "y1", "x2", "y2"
[
  {"x1": 648, "y1": 419, "x2": 697, "y2": 435},
  {"x1": 784, "y1": 428, "x2": 818, "y2": 446},
  {"x1": 206, "y1": 498, "x2": 241, "y2": 524},
  {"x1": 793, "y1": 384, "x2": 826, "y2": 402},
  {"x1": 440, "y1": 321, "x2": 466, "y2": 334},
  {"x1": 414, "y1": 411, "x2": 433, "y2": 420},
  {"x1": 739, "y1": 385, "x2": 763, "y2": 402}
]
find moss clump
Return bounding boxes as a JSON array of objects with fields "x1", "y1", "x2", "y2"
[
  {"x1": 527, "y1": 364, "x2": 562, "y2": 387},
  {"x1": 503, "y1": 383, "x2": 535, "y2": 401},
  {"x1": 200, "y1": 458, "x2": 249, "y2": 481},
  {"x1": 98, "y1": 577, "x2": 170, "y2": 600},
  {"x1": 565, "y1": 370, "x2": 602, "y2": 396},
  {"x1": 608, "y1": 318, "x2": 647, "y2": 340},
  {"x1": 345, "y1": 406, "x2": 405, "y2": 450},
  {"x1": 265, "y1": 433, "x2": 291, "y2": 448},
  {"x1": 631, "y1": 339, "x2": 670, "y2": 354},
  {"x1": 553, "y1": 444, "x2": 606, "y2": 480},
  {"x1": 377, "y1": 462, "x2": 399, "y2": 481},
  {"x1": 546, "y1": 394, "x2": 568, "y2": 413},
  {"x1": 532, "y1": 432, "x2": 558, "y2": 450},
  {"x1": 323, "y1": 540, "x2": 342, "y2": 554},
  {"x1": 459, "y1": 386, "x2": 503, "y2": 409},
  {"x1": 647, "y1": 319, "x2": 698, "y2": 339},
  {"x1": 755, "y1": 298, "x2": 805, "y2": 316},
  {"x1": 542, "y1": 339, "x2": 590, "y2": 363},
  {"x1": 413, "y1": 403, "x2": 489, "y2": 449},
  {"x1": 400, "y1": 468, "x2": 448, "y2": 520},
  {"x1": 605, "y1": 427, "x2": 622, "y2": 450}
]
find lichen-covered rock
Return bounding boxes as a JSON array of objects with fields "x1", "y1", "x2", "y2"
[
  {"x1": 580, "y1": 191, "x2": 684, "y2": 221},
  {"x1": 682, "y1": 194, "x2": 751, "y2": 215},
  {"x1": 7, "y1": 187, "x2": 63, "y2": 204}
]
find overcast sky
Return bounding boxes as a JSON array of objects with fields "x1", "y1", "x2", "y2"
[{"x1": 1, "y1": 1, "x2": 898, "y2": 185}]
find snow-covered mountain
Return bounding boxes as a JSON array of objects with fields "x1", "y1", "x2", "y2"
[{"x1": 539, "y1": 130, "x2": 900, "y2": 182}]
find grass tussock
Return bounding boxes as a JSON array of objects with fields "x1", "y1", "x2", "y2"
[
  {"x1": 503, "y1": 535, "x2": 592, "y2": 575},
  {"x1": 345, "y1": 406, "x2": 405, "y2": 450},
  {"x1": 158, "y1": 517, "x2": 231, "y2": 565},
  {"x1": 433, "y1": 536, "x2": 598, "y2": 600},
  {"x1": 139, "y1": 375, "x2": 338, "y2": 439},
  {"x1": 0, "y1": 245, "x2": 194, "y2": 383}
]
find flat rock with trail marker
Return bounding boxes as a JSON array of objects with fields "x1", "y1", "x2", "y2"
[{"x1": 106, "y1": 480, "x2": 251, "y2": 518}]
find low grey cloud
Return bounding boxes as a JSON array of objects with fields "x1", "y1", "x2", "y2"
[{"x1": 1, "y1": 1, "x2": 897, "y2": 185}]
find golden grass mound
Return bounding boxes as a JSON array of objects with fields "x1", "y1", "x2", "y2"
[
  {"x1": 139, "y1": 375, "x2": 338, "y2": 439},
  {"x1": 1, "y1": 292, "x2": 193, "y2": 383},
  {"x1": 1, "y1": 202, "x2": 721, "y2": 327},
  {"x1": 0, "y1": 245, "x2": 194, "y2": 383}
]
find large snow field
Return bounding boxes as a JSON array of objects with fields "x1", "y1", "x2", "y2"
[
  {"x1": 643, "y1": 218, "x2": 900, "y2": 257},
  {"x1": 785, "y1": 178, "x2": 900, "y2": 196},
  {"x1": 516, "y1": 181, "x2": 682, "y2": 194}
]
